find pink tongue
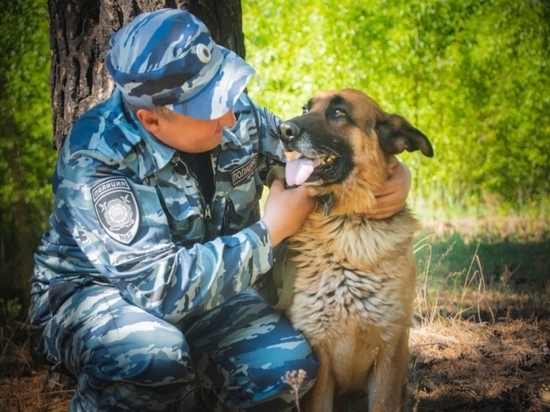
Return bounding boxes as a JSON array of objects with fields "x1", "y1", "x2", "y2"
[{"x1": 285, "y1": 158, "x2": 315, "y2": 186}]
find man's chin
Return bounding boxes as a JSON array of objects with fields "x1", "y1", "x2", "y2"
[{"x1": 200, "y1": 135, "x2": 222, "y2": 152}]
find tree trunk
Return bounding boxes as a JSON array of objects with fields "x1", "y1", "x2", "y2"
[{"x1": 49, "y1": 0, "x2": 245, "y2": 150}]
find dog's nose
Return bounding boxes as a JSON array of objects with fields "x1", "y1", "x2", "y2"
[{"x1": 279, "y1": 122, "x2": 299, "y2": 142}]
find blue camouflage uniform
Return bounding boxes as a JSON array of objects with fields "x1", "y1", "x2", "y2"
[{"x1": 29, "y1": 9, "x2": 319, "y2": 412}]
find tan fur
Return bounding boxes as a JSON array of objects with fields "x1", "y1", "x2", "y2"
[{"x1": 284, "y1": 90, "x2": 429, "y2": 412}]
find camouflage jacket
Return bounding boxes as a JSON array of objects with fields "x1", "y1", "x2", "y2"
[{"x1": 30, "y1": 89, "x2": 285, "y2": 329}]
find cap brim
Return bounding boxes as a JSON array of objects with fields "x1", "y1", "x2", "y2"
[{"x1": 168, "y1": 47, "x2": 255, "y2": 120}]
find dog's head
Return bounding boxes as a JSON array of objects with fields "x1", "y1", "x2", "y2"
[{"x1": 279, "y1": 89, "x2": 433, "y2": 213}]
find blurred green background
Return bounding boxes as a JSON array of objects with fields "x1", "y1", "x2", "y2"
[
  {"x1": 243, "y1": 0, "x2": 550, "y2": 219},
  {"x1": 0, "y1": 0, "x2": 549, "y2": 304}
]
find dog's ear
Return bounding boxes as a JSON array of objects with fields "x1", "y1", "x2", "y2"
[{"x1": 375, "y1": 114, "x2": 434, "y2": 157}]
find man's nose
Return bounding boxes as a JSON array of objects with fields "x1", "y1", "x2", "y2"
[{"x1": 220, "y1": 110, "x2": 236, "y2": 128}]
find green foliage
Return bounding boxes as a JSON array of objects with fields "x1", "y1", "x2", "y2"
[
  {"x1": 0, "y1": 298, "x2": 23, "y2": 362},
  {"x1": 0, "y1": 298, "x2": 23, "y2": 329},
  {"x1": 0, "y1": 0, "x2": 54, "y2": 294},
  {"x1": 243, "y1": 0, "x2": 550, "y2": 215},
  {"x1": 0, "y1": 0, "x2": 53, "y2": 205}
]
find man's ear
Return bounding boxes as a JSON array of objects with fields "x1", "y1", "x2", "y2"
[
  {"x1": 375, "y1": 113, "x2": 434, "y2": 157},
  {"x1": 136, "y1": 109, "x2": 161, "y2": 135}
]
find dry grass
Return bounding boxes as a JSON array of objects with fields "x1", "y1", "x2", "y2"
[
  {"x1": 405, "y1": 216, "x2": 550, "y2": 412},
  {"x1": 409, "y1": 317, "x2": 550, "y2": 412}
]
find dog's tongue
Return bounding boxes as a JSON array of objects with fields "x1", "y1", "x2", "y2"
[{"x1": 285, "y1": 158, "x2": 316, "y2": 186}]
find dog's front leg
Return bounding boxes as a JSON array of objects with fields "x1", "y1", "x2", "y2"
[
  {"x1": 367, "y1": 334, "x2": 411, "y2": 412},
  {"x1": 302, "y1": 351, "x2": 335, "y2": 412}
]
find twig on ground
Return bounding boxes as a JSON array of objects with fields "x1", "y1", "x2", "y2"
[{"x1": 12, "y1": 389, "x2": 76, "y2": 402}]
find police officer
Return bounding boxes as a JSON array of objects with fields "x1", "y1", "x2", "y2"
[{"x1": 29, "y1": 8, "x2": 411, "y2": 412}]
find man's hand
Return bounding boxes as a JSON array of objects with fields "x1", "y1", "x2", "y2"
[
  {"x1": 366, "y1": 157, "x2": 411, "y2": 219},
  {"x1": 262, "y1": 179, "x2": 315, "y2": 246}
]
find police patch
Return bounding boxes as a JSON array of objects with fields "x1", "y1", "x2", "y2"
[
  {"x1": 92, "y1": 178, "x2": 139, "y2": 244},
  {"x1": 231, "y1": 153, "x2": 258, "y2": 186}
]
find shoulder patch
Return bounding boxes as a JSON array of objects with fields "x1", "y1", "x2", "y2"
[{"x1": 92, "y1": 178, "x2": 140, "y2": 244}]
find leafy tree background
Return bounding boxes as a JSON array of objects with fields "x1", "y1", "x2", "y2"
[
  {"x1": 0, "y1": 0, "x2": 53, "y2": 304},
  {"x1": 0, "y1": 0, "x2": 549, "y2": 303},
  {"x1": 243, "y1": 0, "x2": 550, "y2": 216}
]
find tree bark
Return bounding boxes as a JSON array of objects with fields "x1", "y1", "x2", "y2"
[{"x1": 49, "y1": 0, "x2": 245, "y2": 150}]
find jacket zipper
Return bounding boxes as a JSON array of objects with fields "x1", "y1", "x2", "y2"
[
  {"x1": 204, "y1": 204, "x2": 211, "y2": 220},
  {"x1": 208, "y1": 147, "x2": 221, "y2": 220},
  {"x1": 176, "y1": 154, "x2": 218, "y2": 222}
]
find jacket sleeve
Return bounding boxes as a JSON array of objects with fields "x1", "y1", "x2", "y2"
[{"x1": 55, "y1": 150, "x2": 273, "y2": 325}]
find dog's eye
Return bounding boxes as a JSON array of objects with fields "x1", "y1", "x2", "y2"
[
  {"x1": 302, "y1": 105, "x2": 309, "y2": 114},
  {"x1": 333, "y1": 108, "x2": 346, "y2": 117}
]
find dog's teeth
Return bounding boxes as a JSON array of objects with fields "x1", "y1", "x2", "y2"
[{"x1": 319, "y1": 156, "x2": 336, "y2": 166}]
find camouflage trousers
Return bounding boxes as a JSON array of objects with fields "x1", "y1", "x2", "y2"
[{"x1": 37, "y1": 284, "x2": 319, "y2": 411}]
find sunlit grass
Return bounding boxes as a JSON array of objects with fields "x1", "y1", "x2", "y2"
[
  {"x1": 413, "y1": 213, "x2": 550, "y2": 325},
  {"x1": 410, "y1": 183, "x2": 550, "y2": 222}
]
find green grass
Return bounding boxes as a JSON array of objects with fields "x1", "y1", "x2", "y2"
[
  {"x1": 409, "y1": 183, "x2": 550, "y2": 222},
  {"x1": 406, "y1": 181, "x2": 550, "y2": 322},
  {"x1": 416, "y1": 228, "x2": 550, "y2": 287},
  {"x1": 413, "y1": 214, "x2": 550, "y2": 324}
]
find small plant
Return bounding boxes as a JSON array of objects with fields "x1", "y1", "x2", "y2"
[
  {"x1": 0, "y1": 298, "x2": 22, "y2": 327},
  {"x1": 0, "y1": 298, "x2": 23, "y2": 363},
  {"x1": 282, "y1": 369, "x2": 307, "y2": 412}
]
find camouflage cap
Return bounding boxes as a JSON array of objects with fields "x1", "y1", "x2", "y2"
[{"x1": 105, "y1": 8, "x2": 255, "y2": 120}]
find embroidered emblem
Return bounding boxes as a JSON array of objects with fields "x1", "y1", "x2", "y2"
[
  {"x1": 231, "y1": 154, "x2": 258, "y2": 186},
  {"x1": 92, "y1": 178, "x2": 140, "y2": 244}
]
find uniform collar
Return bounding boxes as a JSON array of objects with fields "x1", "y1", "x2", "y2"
[
  {"x1": 220, "y1": 127, "x2": 242, "y2": 149},
  {"x1": 112, "y1": 90, "x2": 176, "y2": 179},
  {"x1": 126, "y1": 108, "x2": 176, "y2": 179}
]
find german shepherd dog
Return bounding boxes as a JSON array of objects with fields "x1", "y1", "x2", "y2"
[{"x1": 279, "y1": 89, "x2": 433, "y2": 412}]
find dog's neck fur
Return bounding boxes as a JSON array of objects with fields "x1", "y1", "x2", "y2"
[
  {"x1": 308, "y1": 159, "x2": 390, "y2": 217},
  {"x1": 298, "y1": 156, "x2": 422, "y2": 267},
  {"x1": 290, "y1": 206, "x2": 419, "y2": 278}
]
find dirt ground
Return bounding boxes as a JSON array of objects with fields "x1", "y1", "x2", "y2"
[
  {"x1": 409, "y1": 317, "x2": 550, "y2": 412},
  {"x1": 1, "y1": 315, "x2": 550, "y2": 412}
]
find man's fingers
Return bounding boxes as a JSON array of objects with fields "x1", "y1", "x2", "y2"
[
  {"x1": 367, "y1": 160, "x2": 411, "y2": 219},
  {"x1": 269, "y1": 178, "x2": 284, "y2": 192}
]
